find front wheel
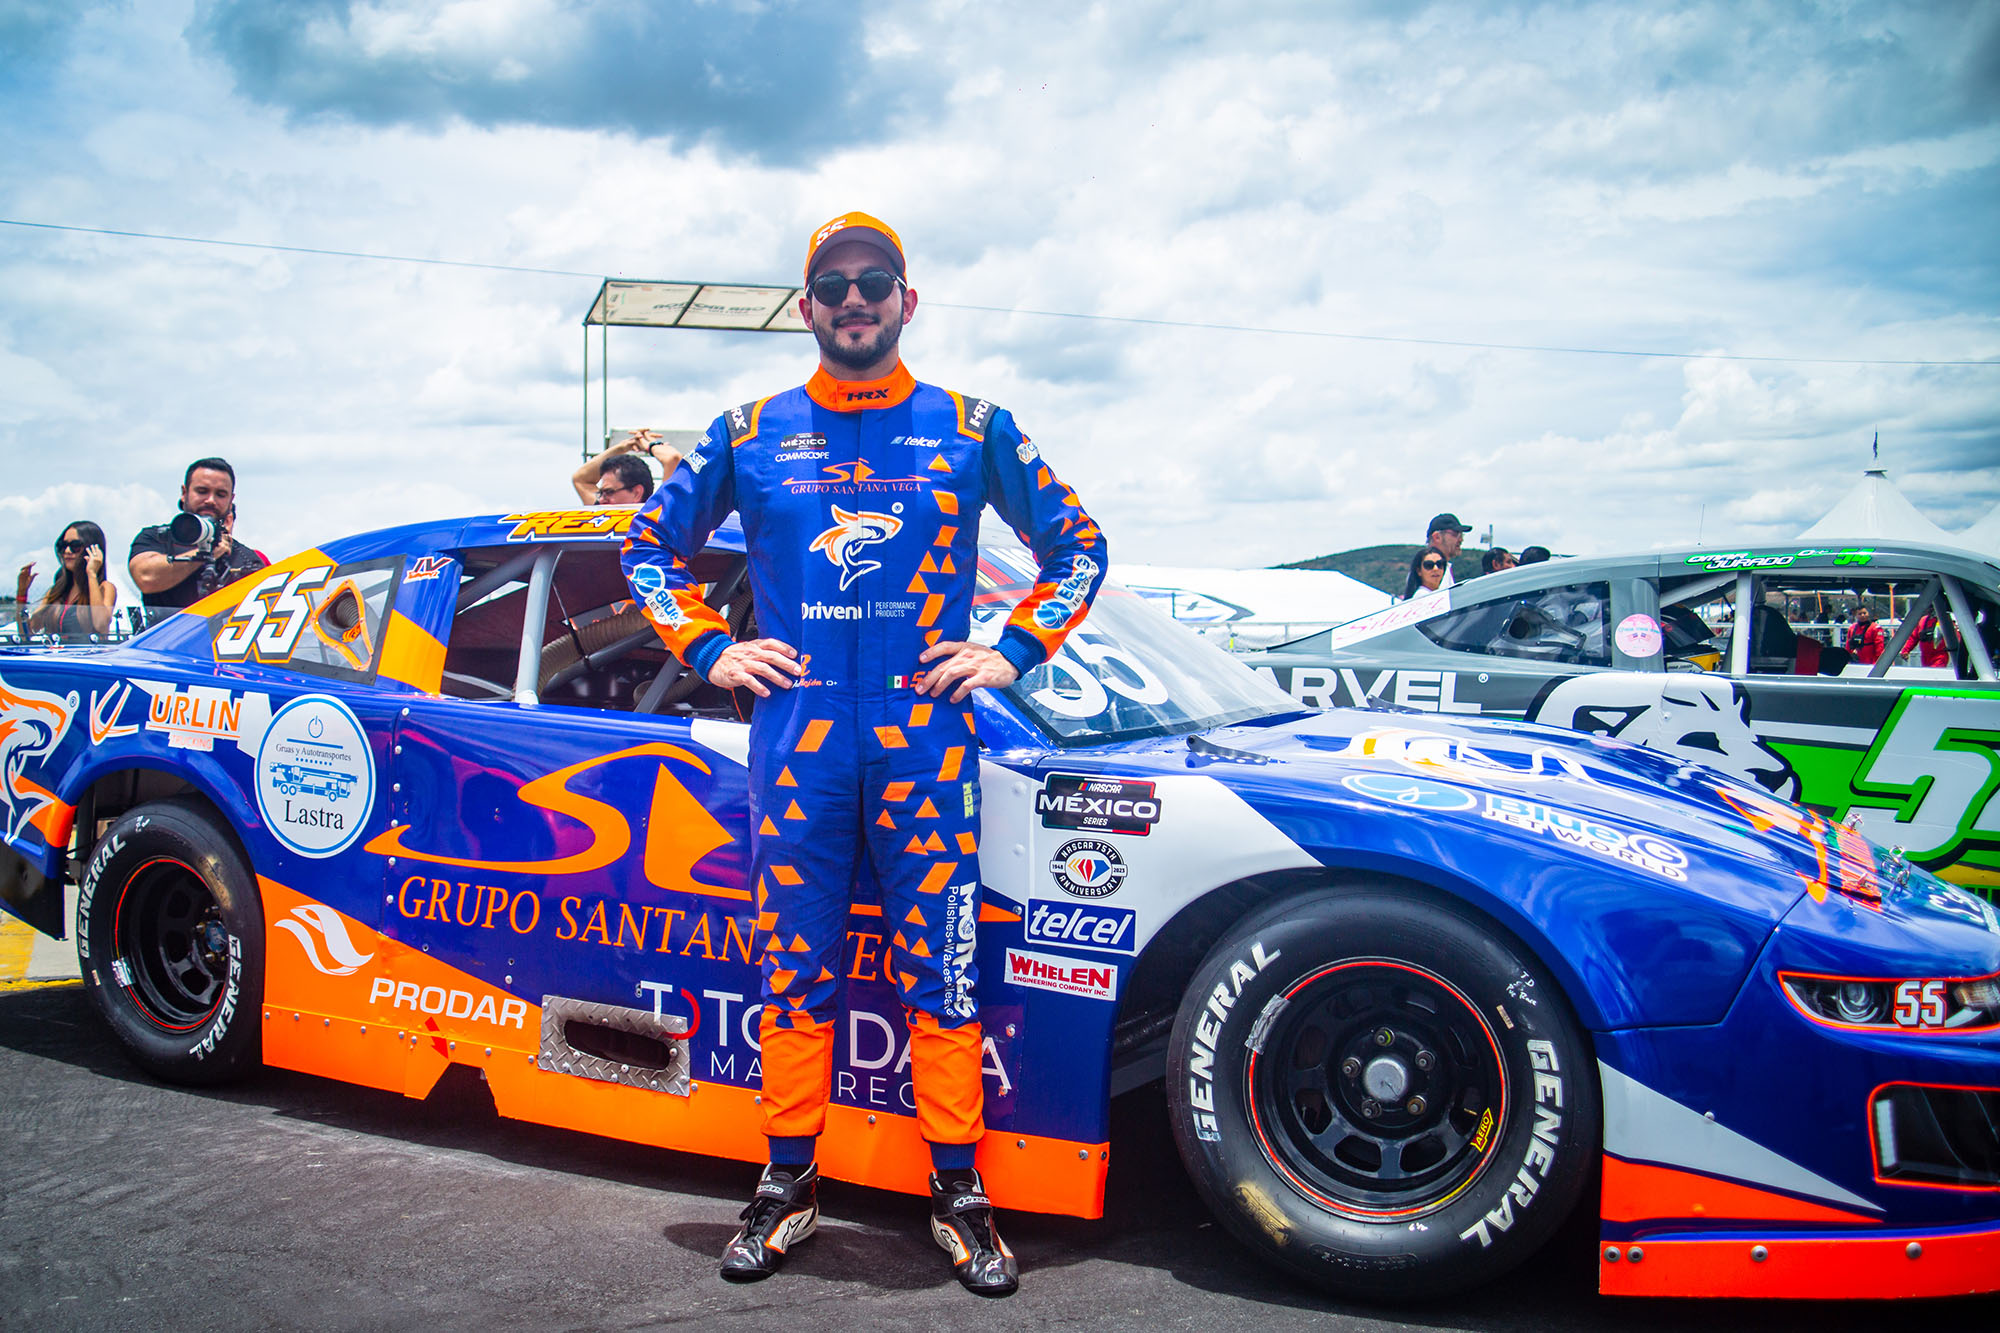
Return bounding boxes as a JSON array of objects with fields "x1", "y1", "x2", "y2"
[
  {"x1": 1166, "y1": 885, "x2": 1597, "y2": 1301},
  {"x1": 77, "y1": 799, "x2": 264, "y2": 1084}
]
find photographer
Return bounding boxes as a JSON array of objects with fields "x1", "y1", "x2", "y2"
[{"x1": 128, "y1": 458, "x2": 269, "y2": 610}]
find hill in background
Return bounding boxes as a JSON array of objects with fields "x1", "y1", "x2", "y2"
[{"x1": 1277, "y1": 544, "x2": 1490, "y2": 594}]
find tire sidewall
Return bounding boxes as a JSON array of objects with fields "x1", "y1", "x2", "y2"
[
  {"x1": 1166, "y1": 887, "x2": 1597, "y2": 1299},
  {"x1": 77, "y1": 801, "x2": 263, "y2": 1084}
]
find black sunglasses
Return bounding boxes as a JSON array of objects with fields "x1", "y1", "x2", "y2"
[
  {"x1": 57, "y1": 538, "x2": 91, "y2": 552},
  {"x1": 1420, "y1": 559, "x2": 1444, "y2": 570},
  {"x1": 808, "y1": 268, "x2": 900, "y2": 306}
]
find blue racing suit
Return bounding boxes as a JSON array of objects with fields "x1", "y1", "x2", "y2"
[{"x1": 621, "y1": 361, "x2": 1106, "y2": 1148}]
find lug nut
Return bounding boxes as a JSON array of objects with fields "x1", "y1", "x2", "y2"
[
  {"x1": 1374, "y1": 1027, "x2": 1395, "y2": 1047},
  {"x1": 1415, "y1": 1050, "x2": 1434, "y2": 1071},
  {"x1": 1341, "y1": 1057, "x2": 1362, "y2": 1079},
  {"x1": 1360, "y1": 1099, "x2": 1381, "y2": 1119},
  {"x1": 1406, "y1": 1096, "x2": 1426, "y2": 1115}
]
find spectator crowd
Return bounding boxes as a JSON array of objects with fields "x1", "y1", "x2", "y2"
[{"x1": 9, "y1": 438, "x2": 688, "y2": 644}]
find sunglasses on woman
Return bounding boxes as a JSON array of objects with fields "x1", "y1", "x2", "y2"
[
  {"x1": 808, "y1": 268, "x2": 901, "y2": 306},
  {"x1": 1420, "y1": 559, "x2": 1444, "y2": 570},
  {"x1": 57, "y1": 539, "x2": 91, "y2": 552}
]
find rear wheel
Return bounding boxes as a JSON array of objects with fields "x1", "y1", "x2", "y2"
[
  {"x1": 1166, "y1": 885, "x2": 1597, "y2": 1301},
  {"x1": 77, "y1": 799, "x2": 263, "y2": 1084}
]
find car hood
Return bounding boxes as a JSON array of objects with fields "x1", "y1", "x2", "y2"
[
  {"x1": 1171, "y1": 707, "x2": 1860, "y2": 894},
  {"x1": 1035, "y1": 705, "x2": 1902, "y2": 1027}
]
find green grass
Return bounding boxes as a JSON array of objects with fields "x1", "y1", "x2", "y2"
[{"x1": 1275, "y1": 544, "x2": 1491, "y2": 594}]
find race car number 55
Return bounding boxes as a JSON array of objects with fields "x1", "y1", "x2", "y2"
[
  {"x1": 216, "y1": 566, "x2": 334, "y2": 663},
  {"x1": 1030, "y1": 631, "x2": 1170, "y2": 719}
]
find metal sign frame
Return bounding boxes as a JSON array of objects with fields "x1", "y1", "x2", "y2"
[{"x1": 580, "y1": 279, "x2": 808, "y2": 457}]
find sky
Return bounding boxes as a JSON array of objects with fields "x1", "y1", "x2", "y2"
[{"x1": 3, "y1": 0, "x2": 1997, "y2": 612}]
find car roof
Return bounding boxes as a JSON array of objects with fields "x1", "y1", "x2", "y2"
[
  {"x1": 1441, "y1": 539, "x2": 2000, "y2": 594},
  {"x1": 315, "y1": 509, "x2": 748, "y2": 564}
]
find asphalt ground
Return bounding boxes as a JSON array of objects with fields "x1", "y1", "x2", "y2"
[{"x1": 5, "y1": 945, "x2": 2000, "y2": 1331}]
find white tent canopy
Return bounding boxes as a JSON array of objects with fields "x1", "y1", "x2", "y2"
[
  {"x1": 1958, "y1": 500, "x2": 2000, "y2": 559},
  {"x1": 1113, "y1": 564, "x2": 1391, "y2": 648},
  {"x1": 1798, "y1": 469, "x2": 1956, "y2": 544}
]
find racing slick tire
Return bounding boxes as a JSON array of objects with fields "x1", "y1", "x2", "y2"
[
  {"x1": 1166, "y1": 885, "x2": 1597, "y2": 1301},
  {"x1": 76, "y1": 799, "x2": 264, "y2": 1085}
]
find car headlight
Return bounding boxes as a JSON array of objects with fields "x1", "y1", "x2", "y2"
[{"x1": 1780, "y1": 972, "x2": 2000, "y2": 1032}]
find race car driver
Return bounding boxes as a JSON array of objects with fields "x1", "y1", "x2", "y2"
[{"x1": 621, "y1": 212, "x2": 1107, "y2": 1296}]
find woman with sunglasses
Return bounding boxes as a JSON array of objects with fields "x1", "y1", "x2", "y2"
[
  {"x1": 1401, "y1": 545, "x2": 1449, "y2": 601},
  {"x1": 16, "y1": 521, "x2": 119, "y2": 641}
]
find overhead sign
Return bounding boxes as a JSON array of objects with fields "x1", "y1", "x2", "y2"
[{"x1": 584, "y1": 280, "x2": 808, "y2": 333}]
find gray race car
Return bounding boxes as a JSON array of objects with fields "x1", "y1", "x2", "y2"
[{"x1": 1240, "y1": 540, "x2": 2000, "y2": 891}]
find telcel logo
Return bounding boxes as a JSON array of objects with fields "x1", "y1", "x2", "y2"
[
  {"x1": 801, "y1": 602, "x2": 863, "y2": 620},
  {"x1": 1026, "y1": 902, "x2": 1135, "y2": 955}
]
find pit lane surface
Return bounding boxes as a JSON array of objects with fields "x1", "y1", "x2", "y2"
[{"x1": 3, "y1": 977, "x2": 1996, "y2": 1332}]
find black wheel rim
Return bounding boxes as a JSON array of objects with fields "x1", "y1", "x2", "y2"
[
  {"x1": 1247, "y1": 958, "x2": 1508, "y2": 1220},
  {"x1": 110, "y1": 857, "x2": 231, "y2": 1031}
]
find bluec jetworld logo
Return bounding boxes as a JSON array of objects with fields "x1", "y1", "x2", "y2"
[
  {"x1": 1033, "y1": 555, "x2": 1099, "y2": 630},
  {"x1": 1341, "y1": 773, "x2": 1476, "y2": 811}
]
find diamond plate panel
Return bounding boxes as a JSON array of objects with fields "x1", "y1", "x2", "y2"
[{"x1": 537, "y1": 994, "x2": 691, "y2": 1096}]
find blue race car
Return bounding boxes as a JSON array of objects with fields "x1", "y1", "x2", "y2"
[{"x1": 2, "y1": 507, "x2": 1997, "y2": 1302}]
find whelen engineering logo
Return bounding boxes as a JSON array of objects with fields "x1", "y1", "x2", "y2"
[
  {"x1": 1004, "y1": 948, "x2": 1118, "y2": 1000},
  {"x1": 1049, "y1": 838, "x2": 1127, "y2": 898}
]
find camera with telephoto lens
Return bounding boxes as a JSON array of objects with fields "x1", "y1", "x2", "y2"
[{"x1": 168, "y1": 511, "x2": 220, "y2": 553}]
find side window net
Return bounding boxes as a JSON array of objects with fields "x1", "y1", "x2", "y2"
[{"x1": 1418, "y1": 582, "x2": 1610, "y2": 666}]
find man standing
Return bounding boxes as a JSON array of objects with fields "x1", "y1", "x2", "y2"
[
  {"x1": 1846, "y1": 604, "x2": 1887, "y2": 665},
  {"x1": 570, "y1": 429, "x2": 680, "y2": 504},
  {"x1": 585, "y1": 452, "x2": 656, "y2": 506},
  {"x1": 621, "y1": 212, "x2": 1106, "y2": 1296},
  {"x1": 1426, "y1": 513, "x2": 1471, "y2": 587},
  {"x1": 128, "y1": 458, "x2": 268, "y2": 610}
]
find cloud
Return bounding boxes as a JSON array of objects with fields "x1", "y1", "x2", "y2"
[
  {"x1": 0, "y1": 0, "x2": 97, "y2": 81},
  {"x1": 2, "y1": 0, "x2": 1995, "y2": 579},
  {"x1": 187, "y1": 0, "x2": 942, "y2": 162},
  {"x1": 3, "y1": 480, "x2": 164, "y2": 617}
]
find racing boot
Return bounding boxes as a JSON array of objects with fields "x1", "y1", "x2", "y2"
[
  {"x1": 928, "y1": 1169, "x2": 1018, "y2": 1296},
  {"x1": 718, "y1": 1163, "x2": 819, "y2": 1281}
]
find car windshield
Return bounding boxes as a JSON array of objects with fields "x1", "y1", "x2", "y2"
[{"x1": 973, "y1": 546, "x2": 1303, "y2": 745}]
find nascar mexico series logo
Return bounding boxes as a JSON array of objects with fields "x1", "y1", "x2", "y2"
[
  {"x1": 1037, "y1": 773, "x2": 1161, "y2": 836},
  {"x1": 1049, "y1": 838, "x2": 1128, "y2": 898}
]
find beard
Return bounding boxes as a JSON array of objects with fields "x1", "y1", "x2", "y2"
[{"x1": 812, "y1": 306, "x2": 902, "y2": 371}]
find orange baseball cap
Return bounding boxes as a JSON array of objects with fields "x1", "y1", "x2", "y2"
[{"x1": 804, "y1": 211, "x2": 906, "y2": 282}]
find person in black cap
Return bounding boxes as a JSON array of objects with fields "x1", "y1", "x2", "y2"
[
  {"x1": 1518, "y1": 545, "x2": 1551, "y2": 565},
  {"x1": 1425, "y1": 513, "x2": 1471, "y2": 588}
]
